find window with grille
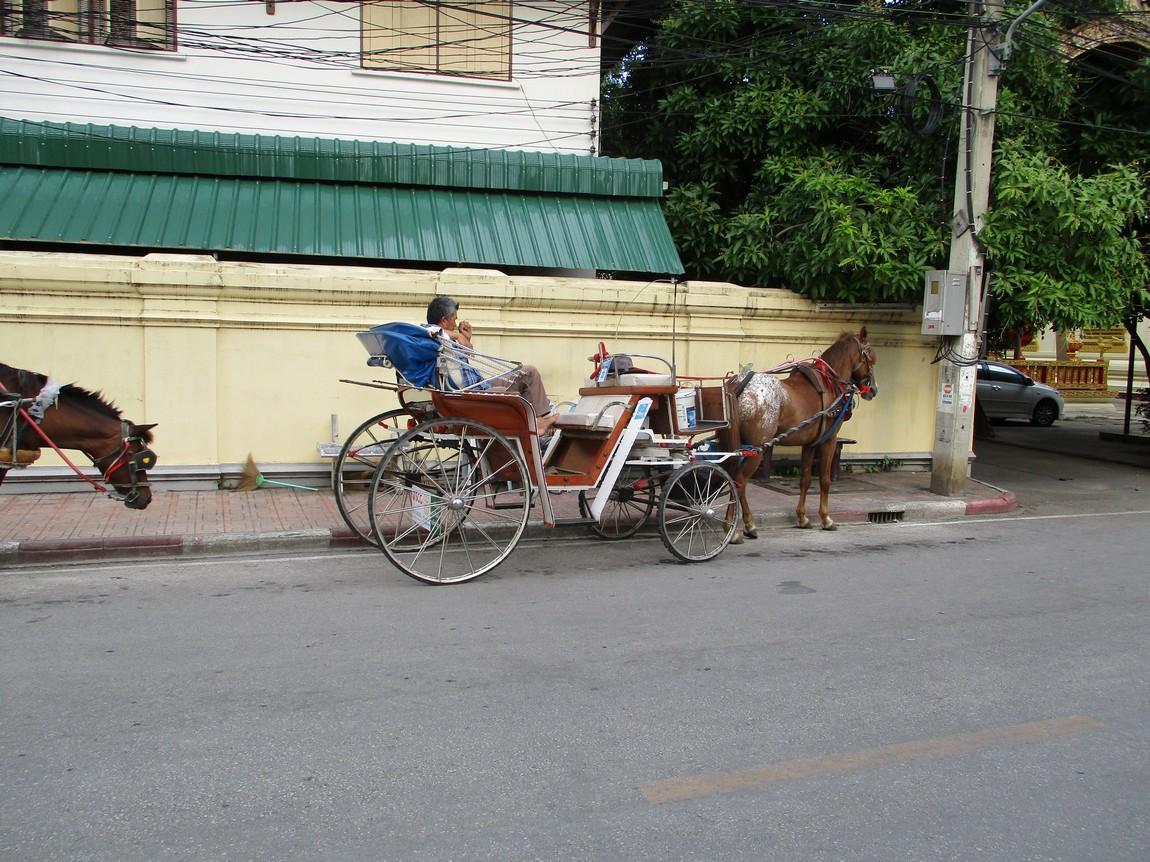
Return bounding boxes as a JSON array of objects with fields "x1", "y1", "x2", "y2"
[
  {"x1": 362, "y1": 1, "x2": 511, "y2": 79},
  {"x1": 0, "y1": 0, "x2": 174, "y2": 50}
]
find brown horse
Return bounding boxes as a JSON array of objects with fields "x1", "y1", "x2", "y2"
[
  {"x1": 721, "y1": 328, "x2": 877, "y2": 539},
  {"x1": 1, "y1": 362, "x2": 158, "y2": 509}
]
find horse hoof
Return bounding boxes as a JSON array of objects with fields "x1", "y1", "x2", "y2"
[
  {"x1": 744, "y1": 527, "x2": 758, "y2": 540},
  {"x1": 822, "y1": 523, "x2": 837, "y2": 531},
  {"x1": 795, "y1": 521, "x2": 812, "y2": 530},
  {"x1": 730, "y1": 531, "x2": 744, "y2": 545}
]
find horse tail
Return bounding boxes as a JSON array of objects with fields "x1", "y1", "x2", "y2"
[{"x1": 718, "y1": 376, "x2": 744, "y2": 479}]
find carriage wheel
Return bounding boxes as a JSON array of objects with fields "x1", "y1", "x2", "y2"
[
  {"x1": 657, "y1": 463, "x2": 739, "y2": 563},
  {"x1": 577, "y1": 471, "x2": 655, "y2": 540},
  {"x1": 333, "y1": 409, "x2": 416, "y2": 547},
  {"x1": 367, "y1": 418, "x2": 530, "y2": 585}
]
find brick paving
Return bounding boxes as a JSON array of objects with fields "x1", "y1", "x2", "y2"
[{"x1": 0, "y1": 486, "x2": 346, "y2": 543}]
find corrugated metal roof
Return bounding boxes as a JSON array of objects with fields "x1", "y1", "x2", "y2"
[
  {"x1": 0, "y1": 166, "x2": 684, "y2": 274},
  {"x1": 0, "y1": 118, "x2": 664, "y2": 198}
]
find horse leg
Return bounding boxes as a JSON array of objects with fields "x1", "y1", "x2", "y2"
[
  {"x1": 817, "y1": 439, "x2": 838, "y2": 530},
  {"x1": 795, "y1": 446, "x2": 815, "y2": 529},
  {"x1": 741, "y1": 452, "x2": 762, "y2": 539},
  {"x1": 727, "y1": 454, "x2": 760, "y2": 543}
]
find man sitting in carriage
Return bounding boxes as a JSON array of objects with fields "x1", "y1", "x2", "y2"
[{"x1": 425, "y1": 296, "x2": 558, "y2": 434}]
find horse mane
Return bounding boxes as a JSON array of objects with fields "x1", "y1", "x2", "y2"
[{"x1": 60, "y1": 382, "x2": 124, "y2": 421}]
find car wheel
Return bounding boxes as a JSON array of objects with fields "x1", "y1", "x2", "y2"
[{"x1": 1031, "y1": 399, "x2": 1058, "y2": 427}]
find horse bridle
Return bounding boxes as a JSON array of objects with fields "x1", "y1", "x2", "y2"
[
  {"x1": 92, "y1": 420, "x2": 158, "y2": 503},
  {"x1": 849, "y1": 337, "x2": 877, "y2": 397}
]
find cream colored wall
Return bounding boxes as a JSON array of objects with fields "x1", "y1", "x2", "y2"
[{"x1": 1, "y1": 251, "x2": 935, "y2": 472}]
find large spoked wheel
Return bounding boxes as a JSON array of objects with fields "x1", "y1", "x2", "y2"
[
  {"x1": 658, "y1": 462, "x2": 739, "y2": 563},
  {"x1": 367, "y1": 419, "x2": 531, "y2": 585},
  {"x1": 334, "y1": 409, "x2": 416, "y2": 546},
  {"x1": 578, "y1": 471, "x2": 656, "y2": 539}
]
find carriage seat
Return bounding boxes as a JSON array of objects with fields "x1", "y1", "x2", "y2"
[
  {"x1": 553, "y1": 394, "x2": 631, "y2": 432},
  {"x1": 356, "y1": 322, "x2": 521, "y2": 392},
  {"x1": 597, "y1": 372, "x2": 675, "y2": 388}
]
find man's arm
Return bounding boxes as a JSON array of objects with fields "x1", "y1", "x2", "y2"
[{"x1": 448, "y1": 320, "x2": 474, "y2": 349}]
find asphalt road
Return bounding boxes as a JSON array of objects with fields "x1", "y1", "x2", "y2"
[{"x1": 1, "y1": 443, "x2": 1147, "y2": 861}]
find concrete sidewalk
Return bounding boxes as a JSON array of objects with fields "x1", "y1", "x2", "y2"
[{"x1": 1, "y1": 468, "x2": 1015, "y2": 566}]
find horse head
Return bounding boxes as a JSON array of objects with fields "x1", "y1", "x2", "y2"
[
  {"x1": 2, "y1": 364, "x2": 161, "y2": 510},
  {"x1": 93, "y1": 421, "x2": 159, "y2": 509},
  {"x1": 836, "y1": 327, "x2": 878, "y2": 400}
]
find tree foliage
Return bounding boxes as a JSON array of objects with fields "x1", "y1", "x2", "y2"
[
  {"x1": 602, "y1": 0, "x2": 1150, "y2": 334},
  {"x1": 981, "y1": 143, "x2": 1147, "y2": 332}
]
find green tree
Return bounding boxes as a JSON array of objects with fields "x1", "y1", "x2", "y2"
[
  {"x1": 980, "y1": 142, "x2": 1147, "y2": 335},
  {"x1": 602, "y1": 0, "x2": 1149, "y2": 340}
]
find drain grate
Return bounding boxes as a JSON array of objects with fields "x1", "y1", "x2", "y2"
[{"x1": 868, "y1": 510, "x2": 905, "y2": 524}]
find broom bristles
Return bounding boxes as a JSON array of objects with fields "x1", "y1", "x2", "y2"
[{"x1": 234, "y1": 453, "x2": 264, "y2": 492}]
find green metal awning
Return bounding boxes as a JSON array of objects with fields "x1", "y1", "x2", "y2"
[
  {"x1": 0, "y1": 166, "x2": 680, "y2": 272},
  {"x1": 0, "y1": 119, "x2": 684, "y2": 274}
]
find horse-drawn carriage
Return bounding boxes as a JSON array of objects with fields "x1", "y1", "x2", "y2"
[{"x1": 333, "y1": 323, "x2": 877, "y2": 586}]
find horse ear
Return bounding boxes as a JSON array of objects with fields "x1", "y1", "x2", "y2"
[
  {"x1": 135, "y1": 423, "x2": 158, "y2": 432},
  {"x1": 859, "y1": 326, "x2": 869, "y2": 341}
]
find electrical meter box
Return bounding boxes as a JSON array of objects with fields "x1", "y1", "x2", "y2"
[{"x1": 921, "y1": 269, "x2": 966, "y2": 336}]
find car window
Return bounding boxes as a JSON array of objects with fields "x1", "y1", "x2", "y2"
[{"x1": 985, "y1": 364, "x2": 1028, "y2": 385}]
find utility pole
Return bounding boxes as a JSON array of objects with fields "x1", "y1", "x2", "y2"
[{"x1": 930, "y1": 0, "x2": 1004, "y2": 495}]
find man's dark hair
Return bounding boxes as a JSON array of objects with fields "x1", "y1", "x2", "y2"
[{"x1": 427, "y1": 295, "x2": 458, "y2": 325}]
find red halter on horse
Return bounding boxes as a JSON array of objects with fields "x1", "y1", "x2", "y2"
[
  {"x1": 720, "y1": 328, "x2": 878, "y2": 539},
  {"x1": 1, "y1": 362, "x2": 158, "y2": 509}
]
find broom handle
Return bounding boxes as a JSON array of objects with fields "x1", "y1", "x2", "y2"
[{"x1": 261, "y1": 477, "x2": 318, "y2": 492}]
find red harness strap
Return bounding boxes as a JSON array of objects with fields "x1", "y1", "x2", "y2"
[{"x1": 15, "y1": 406, "x2": 110, "y2": 494}]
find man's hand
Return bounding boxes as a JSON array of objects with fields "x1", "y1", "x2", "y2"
[{"x1": 457, "y1": 320, "x2": 473, "y2": 339}]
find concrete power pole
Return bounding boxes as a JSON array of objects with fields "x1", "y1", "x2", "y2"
[{"x1": 930, "y1": 0, "x2": 1004, "y2": 496}]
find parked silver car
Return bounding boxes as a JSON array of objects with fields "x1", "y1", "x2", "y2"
[{"x1": 976, "y1": 360, "x2": 1064, "y2": 426}]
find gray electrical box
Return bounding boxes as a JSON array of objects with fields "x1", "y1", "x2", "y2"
[{"x1": 921, "y1": 269, "x2": 966, "y2": 336}]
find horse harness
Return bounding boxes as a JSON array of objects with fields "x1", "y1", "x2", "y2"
[
  {"x1": 0, "y1": 381, "x2": 157, "y2": 503},
  {"x1": 730, "y1": 354, "x2": 862, "y2": 458},
  {"x1": 780, "y1": 358, "x2": 857, "y2": 449}
]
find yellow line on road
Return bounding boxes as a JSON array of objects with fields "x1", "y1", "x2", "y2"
[{"x1": 641, "y1": 715, "x2": 1103, "y2": 803}]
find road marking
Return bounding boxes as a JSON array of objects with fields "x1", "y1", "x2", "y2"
[
  {"x1": 640, "y1": 715, "x2": 1103, "y2": 803},
  {"x1": 916, "y1": 509, "x2": 1150, "y2": 527},
  {"x1": 0, "y1": 535, "x2": 635, "y2": 576}
]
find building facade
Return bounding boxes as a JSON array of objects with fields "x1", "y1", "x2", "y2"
[{"x1": 1, "y1": 0, "x2": 609, "y2": 153}]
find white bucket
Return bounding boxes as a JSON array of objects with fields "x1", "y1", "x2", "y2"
[{"x1": 675, "y1": 388, "x2": 697, "y2": 430}]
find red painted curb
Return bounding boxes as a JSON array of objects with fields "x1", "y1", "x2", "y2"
[
  {"x1": 965, "y1": 491, "x2": 1018, "y2": 515},
  {"x1": 330, "y1": 530, "x2": 369, "y2": 547},
  {"x1": 16, "y1": 535, "x2": 184, "y2": 563},
  {"x1": 19, "y1": 535, "x2": 183, "y2": 553}
]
